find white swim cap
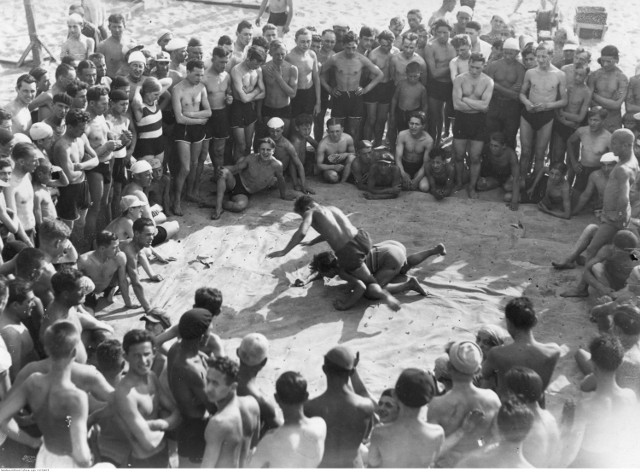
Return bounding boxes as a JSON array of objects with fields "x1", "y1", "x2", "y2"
[
  {"x1": 128, "y1": 51, "x2": 146, "y2": 64},
  {"x1": 266, "y1": 117, "x2": 285, "y2": 129},
  {"x1": 503, "y1": 38, "x2": 520, "y2": 51}
]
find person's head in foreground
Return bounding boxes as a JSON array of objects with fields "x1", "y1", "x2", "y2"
[
  {"x1": 505, "y1": 297, "x2": 536, "y2": 335},
  {"x1": 275, "y1": 371, "x2": 309, "y2": 407},
  {"x1": 309, "y1": 250, "x2": 339, "y2": 278},
  {"x1": 122, "y1": 329, "x2": 155, "y2": 377},
  {"x1": 323, "y1": 345, "x2": 356, "y2": 379},
  {"x1": 44, "y1": 320, "x2": 80, "y2": 361},
  {"x1": 395, "y1": 368, "x2": 436, "y2": 409},
  {"x1": 205, "y1": 356, "x2": 239, "y2": 403},
  {"x1": 447, "y1": 340, "x2": 482, "y2": 377},
  {"x1": 612, "y1": 230, "x2": 639, "y2": 258},
  {"x1": 132, "y1": 217, "x2": 156, "y2": 248},
  {"x1": 376, "y1": 388, "x2": 400, "y2": 423},
  {"x1": 476, "y1": 324, "x2": 510, "y2": 359},
  {"x1": 589, "y1": 333, "x2": 624, "y2": 373},
  {"x1": 237, "y1": 332, "x2": 269, "y2": 369},
  {"x1": 294, "y1": 194, "x2": 316, "y2": 215},
  {"x1": 495, "y1": 397, "x2": 535, "y2": 444},
  {"x1": 504, "y1": 366, "x2": 544, "y2": 404},
  {"x1": 179, "y1": 308, "x2": 213, "y2": 343}
]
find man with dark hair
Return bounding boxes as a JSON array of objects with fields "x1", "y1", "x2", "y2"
[
  {"x1": 452, "y1": 52, "x2": 494, "y2": 198},
  {"x1": 85, "y1": 85, "x2": 118, "y2": 245},
  {"x1": 4, "y1": 74, "x2": 36, "y2": 135},
  {"x1": 122, "y1": 217, "x2": 162, "y2": 314},
  {"x1": 369, "y1": 368, "x2": 444, "y2": 467},
  {"x1": 65, "y1": 79, "x2": 89, "y2": 111},
  {"x1": 303, "y1": 346, "x2": 375, "y2": 467},
  {"x1": 250, "y1": 371, "x2": 326, "y2": 468},
  {"x1": 465, "y1": 20, "x2": 491, "y2": 58},
  {"x1": 395, "y1": 111, "x2": 433, "y2": 192},
  {"x1": 97, "y1": 13, "x2": 136, "y2": 78},
  {"x1": 562, "y1": 334, "x2": 638, "y2": 467},
  {"x1": 77, "y1": 60, "x2": 97, "y2": 86},
  {"x1": 0, "y1": 279, "x2": 39, "y2": 380},
  {"x1": 115, "y1": 329, "x2": 180, "y2": 468},
  {"x1": 6, "y1": 143, "x2": 38, "y2": 242},
  {"x1": 315, "y1": 118, "x2": 356, "y2": 184},
  {"x1": 285, "y1": 29, "x2": 320, "y2": 121},
  {"x1": 202, "y1": 356, "x2": 260, "y2": 467},
  {"x1": 42, "y1": 268, "x2": 113, "y2": 364},
  {"x1": 172, "y1": 59, "x2": 212, "y2": 215},
  {"x1": 588, "y1": 45, "x2": 629, "y2": 133},
  {"x1": 78, "y1": 230, "x2": 135, "y2": 309},
  {"x1": 262, "y1": 40, "x2": 297, "y2": 135},
  {"x1": 478, "y1": 131, "x2": 521, "y2": 210},
  {"x1": 89, "y1": 52, "x2": 111, "y2": 87},
  {"x1": 0, "y1": 321, "x2": 91, "y2": 467},
  {"x1": 424, "y1": 20, "x2": 455, "y2": 145},
  {"x1": 53, "y1": 108, "x2": 98, "y2": 229},
  {"x1": 362, "y1": 152, "x2": 404, "y2": 200},
  {"x1": 456, "y1": 398, "x2": 535, "y2": 467},
  {"x1": 231, "y1": 20, "x2": 254, "y2": 67},
  {"x1": 269, "y1": 195, "x2": 400, "y2": 310},
  {"x1": 166, "y1": 309, "x2": 216, "y2": 467},
  {"x1": 43, "y1": 93, "x2": 73, "y2": 146},
  {"x1": 482, "y1": 297, "x2": 561, "y2": 398},
  {"x1": 428, "y1": 341, "x2": 501, "y2": 467},
  {"x1": 51, "y1": 63, "x2": 77, "y2": 97},
  {"x1": 321, "y1": 31, "x2": 383, "y2": 143}
]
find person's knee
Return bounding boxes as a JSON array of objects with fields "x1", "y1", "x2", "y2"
[
  {"x1": 418, "y1": 178, "x2": 429, "y2": 193},
  {"x1": 323, "y1": 170, "x2": 339, "y2": 183},
  {"x1": 503, "y1": 192, "x2": 512, "y2": 202}
]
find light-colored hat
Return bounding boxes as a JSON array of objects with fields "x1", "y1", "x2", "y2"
[
  {"x1": 563, "y1": 42, "x2": 578, "y2": 52},
  {"x1": 266, "y1": 117, "x2": 285, "y2": 129},
  {"x1": 457, "y1": 6, "x2": 474, "y2": 17},
  {"x1": 600, "y1": 152, "x2": 619, "y2": 164},
  {"x1": 503, "y1": 38, "x2": 520, "y2": 51},
  {"x1": 237, "y1": 333, "x2": 269, "y2": 366},
  {"x1": 121, "y1": 195, "x2": 145, "y2": 211},
  {"x1": 67, "y1": 13, "x2": 84, "y2": 25},
  {"x1": 79, "y1": 276, "x2": 95, "y2": 296},
  {"x1": 634, "y1": 112, "x2": 640, "y2": 121},
  {"x1": 165, "y1": 38, "x2": 188, "y2": 52},
  {"x1": 130, "y1": 160, "x2": 152, "y2": 174},
  {"x1": 448, "y1": 341, "x2": 482, "y2": 375},
  {"x1": 128, "y1": 51, "x2": 146, "y2": 64},
  {"x1": 29, "y1": 122, "x2": 53, "y2": 141},
  {"x1": 157, "y1": 30, "x2": 173, "y2": 46},
  {"x1": 12, "y1": 133, "x2": 32, "y2": 144},
  {"x1": 154, "y1": 51, "x2": 170, "y2": 63}
]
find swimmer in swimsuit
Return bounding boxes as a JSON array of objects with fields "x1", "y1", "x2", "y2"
[{"x1": 537, "y1": 162, "x2": 571, "y2": 219}]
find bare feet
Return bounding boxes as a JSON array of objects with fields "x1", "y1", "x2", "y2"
[
  {"x1": 407, "y1": 276, "x2": 428, "y2": 296},
  {"x1": 552, "y1": 261, "x2": 575, "y2": 270},
  {"x1": 468, "y1": 187, "x2": 478, "y2": 199},
  {"x1": 560, "y1": 287, "x2": 589, "y2": 298},
  {"x1": 384, "y1": 294, "x2": 401, "y2": 311},
  {"x1": 454, "y1": 183, "x2": 464, "y2": 192},
  {"x1": 185, "y1": 194, "x2": 203, "y2": 204},
  {"x1": 436, "y1": 243, "x2": 446, "y2": 256},
  {"x1": 172, "y1": 202, "x2": 184, "y2": 216},
  {"x1": 211, "y1": 208, "x2": 225, "y2": 220}
]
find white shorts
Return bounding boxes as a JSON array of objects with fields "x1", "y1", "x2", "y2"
[{"x1": 36, "y1": 443, "x2": 78, "y2": 468}]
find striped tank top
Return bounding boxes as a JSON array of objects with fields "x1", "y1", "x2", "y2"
[{"x1": 135, "y1": 103, "x2": 162, "y2": 141}]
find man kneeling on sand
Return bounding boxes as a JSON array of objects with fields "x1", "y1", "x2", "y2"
[
  {"x1": 302, "y1": 240, "x2": 446, "y2": 309},
  {"x1": 210, "y1": 137, "x2": 295, "y2": 219}
]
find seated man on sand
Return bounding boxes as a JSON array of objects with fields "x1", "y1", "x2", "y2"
[
  {"x1": 289, "y1": 114, "x2": 318, "y2": 177},
  {"x1": 315, "y1": 118, "x2": 356, "y2": 184},
  {"x1": 302, "y1": 240, "x2": 445, "y2": 310},
  {"x1": 78, "y1": 231, "x2": 136, "y2": 310},
  {"x1": 562, "y1": 230, "x2": 640, "y2": 298},
  {"x1": 477, "y1": 132, "x2": 521, "y2": 211},
  {"x1": 395, "y1": 111, "x2": 432, "y2": 192},
  {"x1": 425, "y1": 147, "x2": 456, "y2": 200},
  {"x1": 362, "y1": 152, "x2": 403, "y2": 200},
  {"x1": 211, "y1": 137, "x2": 295, "y2": 219},
  {"x1": 267, "y1": 117, "x2": 313, "y2": 194},
  {"x1": 571, "y1": 152, "x2": 617, "y2": 216}
]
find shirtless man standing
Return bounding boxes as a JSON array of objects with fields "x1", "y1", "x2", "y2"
[
  {"x1": 588, "y1": 46, "x2": 629, "y2": 133},
  {"x1": 452, "y1": 52, "x2": 494, "y2": 198},
  {"x1": 202, "y1": 356, "x2": 260, "y2": 468},
  {"x1": 53, "y1": 109, "x2": 98, "y2": 231},
  {"x1": 363, "y1": 30, "x2": 396, "y2": 146},
  {"x1": 314, "y1": 29, "x2": 336, "y2": 142},
  {"x1": 5, "y1": 143, "x2": 38, "y2": 243},
  {"x1": 115, "y1": 329, "x2": 180, "y2": 468},
  {"x1": 203, "y1": 47, "x2": 233, "y2": 176},
  {"x1": 286, "y1": 29, "x2": 321, "y2": 124},
  {"x1": 262, "y1": 40, "x2": 298, "y2": 135},
  {"x1": 519, "y1": 43, "x2": 568, "y2": 181},
  {"x1": 97, "y1": 14, "x2": 136, "y2": 79},
  {"x1": 303, "y1": 346, "x2": 375, "y2": 467},
  {"x1": 321, "y1": 31, "x2": 383, "y2": 144},
  {"x1": 4, "y1": 74, "x2": 36, "y2": 135},
  {"x1": 485, "y1": 38, "x2": 525, "y2": 149},
  {"x1": 167, "y1": 308, "x2": 216, "y2": 467},
  {"x1": 267, "y1": 117, "x2": 311, "y2": 193},
  {"x1": 249, "y1": 371, "x2": 326, "y2": 468},
  {"x1": 172, "y1": 60, "x2": 211, "y2": 215},
  {"x1": 78, "y1": 231, "x2": 135, "y2": 309},
  {"x1": 230, "y1": 46, "x2": 266, "y2": 162},
  {"x1": 315, "y1": 118, "x2": 356, "y2": 183},
  {"x1": 0, "y1": 321, "x2": 90, "y2": 468},
  {"x1": 395, "y1": 111, "x2": 433, "y2": 192},
  {"x1": 84, "y1": 85, "x2": 118, "y2": 245},
  {"x1": 255, "y1": 0, "x2": 293, "y2": 37},
  {"x1": 424, "y1": 20, "x2": 456, "y2": 145},
  {"x1": 268, "y1": 195, "x2": 401, "y2": 310}
]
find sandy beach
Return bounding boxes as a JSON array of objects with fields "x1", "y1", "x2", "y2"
[{"x1": 1, "y1": 0, "x2": 640, "y2": 458}]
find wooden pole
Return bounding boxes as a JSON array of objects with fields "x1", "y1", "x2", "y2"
[{"x1": 23, "y1": 0, "x2": 41, "y2": 66}]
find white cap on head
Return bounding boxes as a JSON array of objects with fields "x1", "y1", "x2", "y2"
[
  {"x1": 457, "y1": 6, "x2": 474, "y2": 17},
  {"x1": 165, "y1": 38, "x2": 188, "y2": 52},
  {"x1": 29, "y1": 122, "x2": 53, "y2": 141},
  {"x1": 266, "y1": 117, "x2": 285, "y2": 129},
  {"x1": 600, "y1": 152, "x2": 619, "y2": 164},
  {"x1": 68, "y1": 13, "x2": 84, "y2": 25},
  {"x1": 130, "y1": 160, "x2": 153, "y2": 174},
  {"x1": 128, "y1": 51, "x2": 146, "y2": 64},
  {"x1": 503, "y1": 38, "x2": 520, "y2": 51},
  {"x1": 563, "y1": 42, "x2": 578, "y2": 51},
  {"x1": 121, "y1": 195, "x2": 146, "y2": 211}
]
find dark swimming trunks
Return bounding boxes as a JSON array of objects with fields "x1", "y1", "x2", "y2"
[
  {"x1": 176, "y1": 416, "x2": 209, "y2": 464},
  {"x1": 268, "y1": 11, "x2": 288, "y2": 26},
  {"x1": 331, "y1": 91, "x2": 365, "y2": 119},
  {"x1": 363, "y1": 81, "x2": 395, "y2": 104},
  {"x1": 335, "y1": 229, "x2": 372, "y2": 272},
  {"x1": 228, "y1": 175, "x2": 251, "y2": 197},
  {"x1": 521, "y1": 108, "x2": 555, "y2": 131},
  {"x1": 262, "y1": 104, "x2": 292, "y2": 120},
  {"x1": 86, "y1": 161, "x2": 112, "y2": 184},
  {"x1": 205, "y1": 108, "x2": 230, "y2": 140},
  {"x1": 573, "y1": 165, "x2": 599, "y2": 193},
  {"x1": 402, "y1": 158, "x2": 422, "y2": 178},
  {"x1": 230, "y1": 101, "x2": 257, "y2": 128},
  {"x1": 151, "y1": 225, "x2": 168, "y2": 247},
  {"x1": 427, "y1": 80, "x2": 453, "y2": 100},
  {"x1": 552, "y1": 119, "x2": 577, "y2": 142},
  {"x1": 291, "y1": 87, "x2": 316, "y2": 116},
  {"x1": 453, "y1": 111, "x2": 486, "y2": 142}
]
